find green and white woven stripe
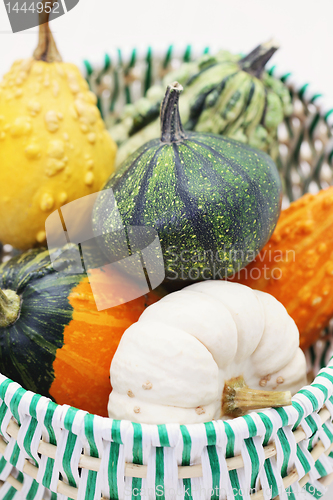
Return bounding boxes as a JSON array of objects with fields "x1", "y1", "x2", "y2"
[{"x1": 0, "y1": 357, "x2": 333, "y2": 500}]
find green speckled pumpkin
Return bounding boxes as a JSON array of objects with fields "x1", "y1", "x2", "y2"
[{"x1": 93, "y1": 82, "x2": 282, "y2": 283}]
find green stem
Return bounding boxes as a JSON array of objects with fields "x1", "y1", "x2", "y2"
[
  {"x1": 239, "y1": 39, "x2": 279, "y2": 79},
  {"x1": 222, "y1": 376, "x2": 292, "y2": 418},
  {"x1": 160, "y1": 82, "x2": 187, "y2": 143},
  {"x1": 0, "y1": 289, "x2": 20, "y2": 328}
]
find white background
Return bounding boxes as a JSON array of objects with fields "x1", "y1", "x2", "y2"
[{"x1": 1, "y1": 1, "x2": 333, "y2": 497}]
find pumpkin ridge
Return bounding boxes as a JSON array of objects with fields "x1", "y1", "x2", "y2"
[
  {"x1": 185, "y1": 136, "x2": 281, "y2": 250},
  {"x1": 179, "y1": 142, "x2": 242, "y2": 215},
  {"x1": 260, "y1": 87, "x2": 269, "y2": 126},
  {"x1": 1, "y1": 249, "x2": 48, "y2": 290},
  {"x1": 70, "y1": 310, "x2": 137, "y2": 327},
  {"x1": 19, "y1": 318, "x2": 66, "y2": 355},
  {"x1": 107, "y1": 141, "x2": 154, "y2": 192},
  {"x1": 246, "y1": 82, "x2": 256, "y2": 108},
  {"x1": 185, "y1": 62, "x2": 235, "y2": 87},
  {"x1": 189, "y1": 135, "x2": 274, "y2": 210},
  {"x1": 241, "y1": 82, "x2": 266, "y2": 132},
  {"x1": 15, "y1": 248, "x2": 79, "y2": 293},
  {"x1": 5, "y1": 324, "x2": 41, "y2": 394},
  {"x1": 186, "y1": 72, "x2": 238, "y2": 130},
  {"x1": 188, "y1": 132, "x2": 262, "y2": 155},
  {"x1": 181, "y1": 142, "x2": 246, "y2": 249},
  {"x1": 222, "y1": 81, "x2": 255, "y2": 135},
  {"x1": 183, "y1": 143, "x2": 238, "y2": 191},
  {"x1": 188, "y1": 137, "x2": 255, "y2": 186},
  {"x1": 172, "y1": 143, "x2": 218, "y2": 263},
  {"x1": 130, "y1": 145, "x2": 167, "y2": 225},
  {"x1": 218, "y1": 73, "x2": 250, "y2": 121},
  {"x1": 193, "y1": 131, "x2": 272, "y2": 156}
]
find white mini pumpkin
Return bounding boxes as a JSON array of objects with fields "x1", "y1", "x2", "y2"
[{"x1": 108, "y1": 281, "x2": 307, "y2": 424}]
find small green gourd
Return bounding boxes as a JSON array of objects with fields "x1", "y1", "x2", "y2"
[
  {"x1": 111, "y1": 40, "x2": 292, "y2": 166},
  {"x1": 94, "y1": 82, "x2": 282, "y2": 284}
]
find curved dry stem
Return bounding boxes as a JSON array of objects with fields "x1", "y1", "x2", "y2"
[
  {"x1": 222, "y1": 376, "x2": 292, "y2": 418},
  {"x1": 33, "y1": 1, "x2": 62, "y2": 63}
]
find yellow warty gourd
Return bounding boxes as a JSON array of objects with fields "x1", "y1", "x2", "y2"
[{"x1": 0, "y1": 7, "x2": 117, "y2": 250}]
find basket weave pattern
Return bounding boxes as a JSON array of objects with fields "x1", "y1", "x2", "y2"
[
  {"x1": 1, "y1": 367, "x2": 333, "y2": 500},
  {"x1": 0, "y1": 48, "x2": 333, "y2": 500}
]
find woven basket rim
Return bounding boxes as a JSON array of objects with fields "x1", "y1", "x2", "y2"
[
  {"x1": 0, "y1": 356, "x2": 333, "y2": 499},
  {"x1": 0, "y1": 356, "x2": 332, "y2": 434}
]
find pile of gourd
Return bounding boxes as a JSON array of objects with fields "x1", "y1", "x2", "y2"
[
  {"x1": 110, "y1": 39, "x2": 293, "y2": 166},
  {"x1": 0, "y1": 3, "x2": 332, "y2": 422}
]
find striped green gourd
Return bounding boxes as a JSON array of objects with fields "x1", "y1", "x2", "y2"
[
  {"x1": 93, "y1": 82, "x2": 282, "y2": 284},
  {"x1": 111, "y1": 40, "x2": 292, "y2": 166},
  {"x1": 109, "y1": 49, "x2": 239, "y2": 145}
]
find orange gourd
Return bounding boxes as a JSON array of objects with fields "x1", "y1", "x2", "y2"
[
  {"x1": 50, "y1": 267, "x2": 164, "y2": 416},
  {"x1": 231, "y1": 186, "x2": 333, "y2": 351}
]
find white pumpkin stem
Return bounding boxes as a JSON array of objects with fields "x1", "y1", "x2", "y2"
[
  {"x1": 222, "y1": 376, "x2": 292, "y2": 418},
  {"x1": 0, "y1": 289, "x2": 20, "y2": 328},
  {"x1": 239, "y1": 39, "x2": 279, "y2": 79},
  {"x1": 160, "y1": 82, "x2": 187, "y2": 143},
  {"x1": 33, "y1": 1, "x2": 62, "y2": 63}
]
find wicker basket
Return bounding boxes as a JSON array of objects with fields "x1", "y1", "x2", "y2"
[{"x1": 1, "y1": 46, "x2": 333, "y2": 500}]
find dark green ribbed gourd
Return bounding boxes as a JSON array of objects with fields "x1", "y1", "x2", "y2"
[
  {"x1": 93, "y1": 82, "x2": 282, "y2": 284},
  {"x1": 0, "y1": 246, "x2": 82, "y2": 395}
]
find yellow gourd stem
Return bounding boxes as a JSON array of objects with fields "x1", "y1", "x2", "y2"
[
  {"x1": 0, "y1": 289, "x2": 20, "y2": 328},
  {"x1": 222, "y1": 376, "x2": 292, "y2": 418},
  {"x1": 33, "y1": 0, "x2": 62, "y2": 63}
]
